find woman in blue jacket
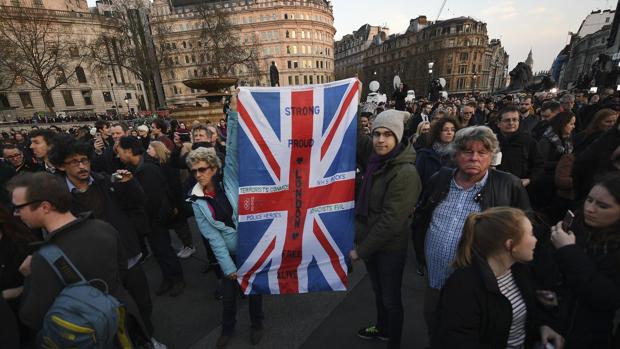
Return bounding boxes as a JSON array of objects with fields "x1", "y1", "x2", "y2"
[{"x1": 187, "y1": 100, "x2": 264, "y2": 348}]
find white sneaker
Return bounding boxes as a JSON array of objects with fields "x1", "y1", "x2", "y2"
[
  {"x1": 177, "y1": 246, "x2": 196, "y2": 259},
  {"x1": 151, "y1": 338, "x2": 168, "y2": 349}
]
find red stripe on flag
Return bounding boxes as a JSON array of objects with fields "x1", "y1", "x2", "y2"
[
  {"x1": 313, "y1": 221, "x2": 348, "y2": 288},
  {"x1": 239, "y1": 236, "x2": 277, "y2": 294},
  {"x1": 321, "y1": 82, "x2": 359, "y2": 159},
  {"x1": 238, "y1": 100, "x2": 281, "y2": 181}
]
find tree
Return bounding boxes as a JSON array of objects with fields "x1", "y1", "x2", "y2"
[
  {"x1": 89, "y1": 0, "x2": 174, "y2": 110},
  {"x1": 0, "y1": 7, "x2": 85, "y2": 111},
  {"x1": 195, "y1": 4, "x2": 260, "y2": 82}
]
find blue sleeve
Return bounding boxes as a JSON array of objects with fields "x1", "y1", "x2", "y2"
[
  {"x1": 192, "y1": 202, "x2": 238, "y2": 276},
  {"x1": 224, "y1": 110, "x2": 239, "y2": 227}
]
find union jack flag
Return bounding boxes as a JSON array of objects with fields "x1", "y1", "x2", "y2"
[{"x1": 236, "y1": 78, "x2": 359, "y2": 295}]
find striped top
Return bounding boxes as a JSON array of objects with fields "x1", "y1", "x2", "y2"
[{"x1": 497, "y1": 270, "x2": 527, "y2": 349}]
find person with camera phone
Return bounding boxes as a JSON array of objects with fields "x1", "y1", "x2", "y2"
[{"x1": 549, "y1": 173, "x2": 620, "y2": 348}]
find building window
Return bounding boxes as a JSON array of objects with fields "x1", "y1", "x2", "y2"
[
  {"x1": 447, "y1": 66, "x2": 452, "y2": 74},
  {"x1": 294, "y1": 76, "x2": 299, "y2": 85},
  {"x1": 69, "y1": 46, "x2": 80, "y2": 57},
  {"x1": 61, "y1": 90, "x2": 75, "y2": 107},
  {"x1": 103, "y1": 91, "x2": 113, "y2": 102},
  {"x1": 81, "y1": 90, "x2": 93, "y2": 105},
  {"x1": 459, "y1": 52, "x2": 468, "y2": 61},
  {"x1": 173, "y1": 85, "x2": 178, "y2": 94},
  {"x1": 459, "y1": 65, "x2": 467, "y2": 74},
  {"x1": 75, "y1": 66, "x2": 87, "y2": 83},
  {"x1": 304, "y1": 75, "x2": 308, "y2": 84},
  {"x1": 456, "y1": 78, "x2": 465, "y2": 90},
  {"x1": 19, "y1": 92, "x2": 33, "y2": 108},
  {"x1": 125, "y1": 93, "x2": 132, "y2": 99},
  {"x1": 0, "y1": 93, "x2": 10, "y2": 109},
  {"x1": 287, "y1": 61, "x2": 292, "y2": 69},
  {"x1": 288, "y1": 76, "x2": 293, "y2": 85}
]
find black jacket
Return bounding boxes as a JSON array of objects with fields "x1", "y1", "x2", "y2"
[
  {"x1": 572, "y1": 128, "x2": 620, "y2": 200},
  {"x1": 412, "y1": 168, "x2": 531, "y2": 265},
  {"x1": 496, "y1": 131, "x2": 545, "y2": 183},
  {"x1": 19, "y1": 214, "x2": 144, "y2": 333},
  {"x1": 432, "y1": 256, "x2": 540, "y2": 349},
  {"x1": 65, "y1": 172, "x2": 143, "y2": 260},
  {"x1": 130, "y1": 157, "x2": 173, "y2": 228},
  {"x1": 544, "y1": 220, "x2": 620, "y2": 348}
]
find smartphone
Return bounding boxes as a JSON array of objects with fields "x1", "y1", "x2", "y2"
[{"x1": 562, "y1": 210, "x2": 575, "y2": 231}]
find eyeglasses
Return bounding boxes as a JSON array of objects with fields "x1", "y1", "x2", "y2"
[
  {"x1": 12, "y1": 200, "x2": 43, "y2": 213},
  {"x1": 64, "y1": 158, "x2": 90, "y2": 167},
  {"x1": 190, "y1": 167, "x2": 212, "y2": 176}
]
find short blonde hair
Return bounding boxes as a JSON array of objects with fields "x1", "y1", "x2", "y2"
[{"x1": 186, "y1": 147, "x2": 221, "y2": 169}]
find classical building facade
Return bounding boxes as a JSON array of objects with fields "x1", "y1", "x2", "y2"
[
  {"x1": 334, "y1": 24, "x2": 389, "y2": 83},
  {"x1": 558, "y1": 9, "x2": 616, "y2": 89},
  {"x1": 0, "y1": 0, "x2": 143, "y2": 121},
  {"x1": 150, "y1": 0, "x2": 336, "y2": 107},
  {"x1": 336, "y1": 16, "x2": 509, "y2": 97}
]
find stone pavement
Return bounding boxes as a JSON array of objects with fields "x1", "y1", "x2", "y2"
[{"x1": 144, "y1": 220, "x2": 428, "y2": 349}]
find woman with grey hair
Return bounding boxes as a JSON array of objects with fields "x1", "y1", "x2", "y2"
[{"x1": 186, "y1": 98, "x2": 264, "y2": 347}]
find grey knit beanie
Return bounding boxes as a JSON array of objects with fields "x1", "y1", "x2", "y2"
[{"x1": 371, "y1": 109, "x2": 410, "y2": 143}]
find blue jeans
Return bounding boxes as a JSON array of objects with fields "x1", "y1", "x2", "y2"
[{"x1": 364, "y1": 250, "x2": 407, "y2": 349}]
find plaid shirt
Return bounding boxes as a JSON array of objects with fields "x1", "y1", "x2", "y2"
[{"x1": 425, "y1": 171, "x2": 488, "y2": 289}]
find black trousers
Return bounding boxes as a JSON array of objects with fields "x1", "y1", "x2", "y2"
[
  {"x1": 123, "y1": 263, "x2": 154, "y2": 336},
  {"x1": 364, "y1": 249, "x2": 407, "y2": 349},
  {"x1": 148, "y1": 225, "x2": 184, "y2": 283},
  {"x1": 221, "y1": 275, "x2": 264, "y2": 335}
]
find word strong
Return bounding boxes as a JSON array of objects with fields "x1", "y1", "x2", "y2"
[{"x1": 236, "y1": 79, "x2": 359, "y2": 295}]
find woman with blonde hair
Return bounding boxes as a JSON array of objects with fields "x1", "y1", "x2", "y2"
[
  {"x1": 433, "y1": 207, "x2": 564, "y2": 349},
  {"x1": 147, "y1": 140, "x2": 196, "y2": 258}
]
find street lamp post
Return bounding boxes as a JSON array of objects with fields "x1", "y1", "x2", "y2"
[
  {"x1": 124, "y1": 98, "x2": 130, "y2": 117},
  {"x1": 107, "y1": 74, "x2": 119, "y2": 117},
  {"x1": 472, "y1": 73, "x2": 477, "y2": 96},
  {"x1": 428, "y1": 62, "x2": 434, "y2": 99}
]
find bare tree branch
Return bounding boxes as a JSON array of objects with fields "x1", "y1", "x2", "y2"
[{"x1": 0, "y1": 7, "x2": 86, "y2": 111}]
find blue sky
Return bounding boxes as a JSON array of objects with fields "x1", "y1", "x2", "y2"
[{"x1": 87, "y1": 0, "x2": 614, "y2": 71}]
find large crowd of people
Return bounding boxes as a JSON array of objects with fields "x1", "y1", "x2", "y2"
[{"x1": 0, "y1": 85, "x2": 618, "y2": 349}]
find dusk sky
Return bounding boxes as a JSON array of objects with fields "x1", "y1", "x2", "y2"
[{"x1": 87, "y1": 0, "x2": 615, "y2": 72}]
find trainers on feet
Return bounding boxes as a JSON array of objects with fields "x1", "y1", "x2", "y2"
[
  {"x1": 177, "y1": 246, "x2": 196, "y2": 259},
  {"x1": 357, "y1": 325, "x2": 388, "y2": 341}
]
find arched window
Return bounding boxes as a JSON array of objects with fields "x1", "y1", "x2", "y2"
[{"x1": 75, "y1": 66, "x2": 87, "y2": 83}]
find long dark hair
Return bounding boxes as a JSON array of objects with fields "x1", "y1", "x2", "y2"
[
  {"x1": 549, "y1": 111, "x2": 575, "y2": 139},
  {"x1": 583, "y1": 173, "x2": 620, "y2": 244}
]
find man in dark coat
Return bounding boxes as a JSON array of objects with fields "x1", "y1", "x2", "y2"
[
  {"x1": 392, "y1": 83, "x2": 407, "y2": 111},
  {"x1": 411, "y1": 126, "x2": 531, "y2": 338},
  {"x1": 117, "y1": 136, "x2": 185, "y2": 297},
  {"x1": 7, "y1": 172, "x2": 147, "y2": 342},
  {"x1": 269, "y1": 61, "x2": 279, "y2": 87},
  {"x1": 48, "y1": 136, "x2": 155, "y2": 336},
  {"x1": 494, "y1": 105, "x2": 545, "y2": 188}
]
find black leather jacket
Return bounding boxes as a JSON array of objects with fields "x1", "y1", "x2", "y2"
[{"x1": 412, "y1": 168, "x2": 531, "y2": 265}]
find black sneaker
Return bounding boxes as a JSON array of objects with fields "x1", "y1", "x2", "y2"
[{"x1": 357, "y1": 325, "x2": 389, "y2": 341}]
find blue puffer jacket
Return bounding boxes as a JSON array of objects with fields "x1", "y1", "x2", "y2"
[{"x1": 188, "y1": 111, "x2": 240, "y2": 276}]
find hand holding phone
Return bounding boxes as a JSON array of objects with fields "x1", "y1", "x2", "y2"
[{"x1": 562, "y1": 210, "x2": 574, "y2": 231}]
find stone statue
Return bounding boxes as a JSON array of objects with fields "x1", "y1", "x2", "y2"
[
  {"x1": 507, "y1": 62, "x2": 533, "y2": 91},
  {"x1": 269, "y1": 61, "x2": 279, "y2": 87}
]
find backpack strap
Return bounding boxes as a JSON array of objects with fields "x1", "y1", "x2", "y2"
[{"x1": 37, "y1": 244, "x2": 86, "y2": 286}]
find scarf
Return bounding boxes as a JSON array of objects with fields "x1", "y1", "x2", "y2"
[
  {"x1": 543, "y1": 126, "x2": 573, "y2": 155},
  {"x1": 356, "y1": 144, "x2": 402, "y2": 217},
  {"x1": 432, "y1": 141, "x2": 450, "y2": 156}
]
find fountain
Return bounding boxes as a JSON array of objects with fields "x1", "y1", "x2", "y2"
[{"x1": 170, "y1": 77, "x2": 238, "y2": 124}]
